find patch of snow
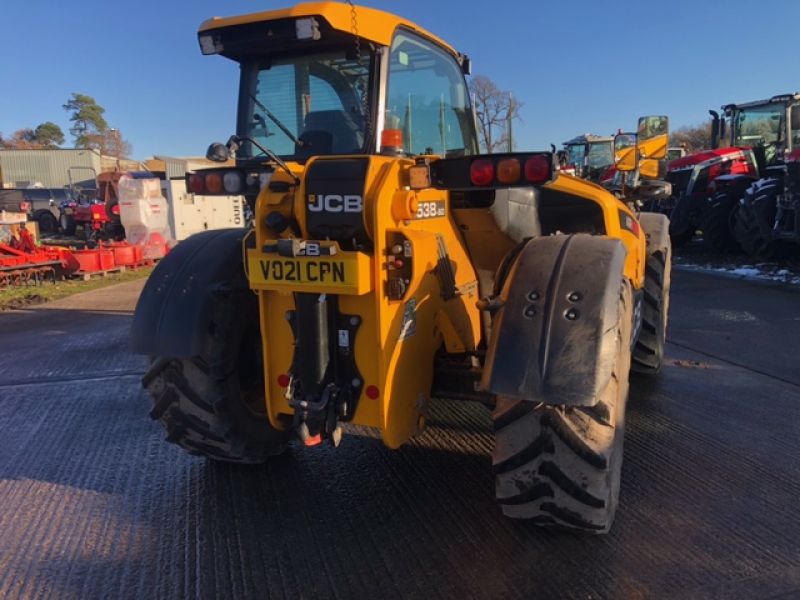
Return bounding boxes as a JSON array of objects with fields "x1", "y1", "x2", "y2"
[{"x1": 729, "y1": 267, "x2": 762, "y2": 277}]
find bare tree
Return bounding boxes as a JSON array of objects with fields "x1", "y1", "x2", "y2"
[
  {"x1": 671, "y1": 122, "x2": 714, "y2": 152},
  {"x1": 468, "y1": 75, "x2": 523, "y2": 153},
  {"x1": 101, "y1": 128, "x2": 133, "y2": 159},
  {"x1": 0, "y1": 129, "x2": 42, "y2": 149}
]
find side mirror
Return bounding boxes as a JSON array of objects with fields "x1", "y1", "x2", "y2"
[
  {"x1": 206, "y1": 142, "x2": 230, "y2": 163},
  {"x1": 639, "y1": 158, "x2": 660, "y2": 179},
  {"x1": 614, "y1": 133, "x2": 638, "y2": 172},
  {"x1": 636, "y1": 115, "x2": 669, "y2": 160}
]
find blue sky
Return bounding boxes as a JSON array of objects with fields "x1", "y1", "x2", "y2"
[{"x1": 1, "y1": 0, "x2": 796, "y2": 158}]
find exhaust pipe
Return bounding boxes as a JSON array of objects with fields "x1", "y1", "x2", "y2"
[{"x1": 709, "y1": 110, "x2": 720, "y2": 149}]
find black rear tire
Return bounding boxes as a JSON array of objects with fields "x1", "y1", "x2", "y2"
[
  {"x1": 492, "y1": 281, "x2": 633, "y2": 533},
  {"x1": 632, "y1": 245, "x2": 671, "y2": 375},
  {"x1": 702, "y1": 191, "x2": 740, "y2": 253},
  {"x1": 142, "y1": 288, "x2": 290, "y2": 463},
  {"x1": 632, "y1": 213, "x2": 671, "y2": 375},
  {"x1": 35, "y1": 211, "x2": 59, "y2": 235},
  {"x1": 668, "y1": 227, "x2": 692, "y2": 247},
  {"x1": 59, "y1": 212, "x2": 76, "y2": 236},
  {"x1": 733, "y1": 182, "x2": 779, "y2": 259}
]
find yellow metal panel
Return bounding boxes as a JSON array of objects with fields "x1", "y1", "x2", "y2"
[
  {"x1": 199, "y1": 2, "x2": 458, "y2": 56},
  {"x1": 546, "y1": 174, "x2": 646, "y2": 289}
]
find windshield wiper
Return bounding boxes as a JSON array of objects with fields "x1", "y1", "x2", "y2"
[{"x1": 248, "y1": 93, "x2": 304, "y2": 148}]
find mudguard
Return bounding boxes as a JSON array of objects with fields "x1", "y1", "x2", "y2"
[
  {"x1": 482, "y1": 234, "x2": 627, "y2": 406},
  {"x1": 637, "y1": 212, "x2": 670, "y2": 256},
  {"x1": 713, "y1": 173, "x2": 756, "y2": 199},
  {"x1": 131, "y1": 228, "x2": 250, "y2": 357}
]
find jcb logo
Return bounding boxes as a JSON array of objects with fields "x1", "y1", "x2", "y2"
[{"x1": 308, "y1": 194, "x2": 363, "y2": 213}]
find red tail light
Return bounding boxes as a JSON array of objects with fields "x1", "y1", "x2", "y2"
[
  {"x1": 188, "y1": 174, "x2": 206, "y2": 194},
  {"x1": 524, "y1": 156, "x2": 551, "y2": 184},
  {"x1": 112, "y1": 204, "x2": 121, "y2": 215},
  {"x1": 18, "y1": 202, "x2": 31, "y2": 212},
  {"x1": 470, "y1": 159, "x2": 495, "y2": 186}
]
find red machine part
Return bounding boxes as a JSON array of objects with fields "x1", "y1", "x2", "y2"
[
  {"x1": 0, "y1": 234, "x2": 79, "y2": 286},
  {"x1": 72, "y1": 249, "x2": 115, "y2": 272},
  {"x1": 106, "y1": 241, "x2": 143, "y2": 266}
]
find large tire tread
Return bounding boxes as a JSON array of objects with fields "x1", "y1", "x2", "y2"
[
  {"x1": 632, "y1": 245, "x2": 670, "y2": 375},
  {"x1": 733, "y1": 183, "x2": 780, "y2": 259},
  {"x1": 142, "y1": 291, "x2": 289, "y2": 463},
  {"x1": 702, "y1": 191, "x2": 741, "y2": 253},
  {"x1": 491, "y1": 283, "x2": 632, "y2": 533}
]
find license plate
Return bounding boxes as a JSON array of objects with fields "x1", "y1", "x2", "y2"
[{"x1": 247, "y1": 250, "x2": 373, "y2": 295}]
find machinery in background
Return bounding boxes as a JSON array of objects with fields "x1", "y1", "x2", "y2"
[
  {"x1": 661, "y1": 93, "x2": 799, "y2": 254},
  {"x1": 560, "y1": 134, "x2": 616, "y2": 181},
  {"x1": 162, "y1": 179, "x2": 247, "y2": 241}
]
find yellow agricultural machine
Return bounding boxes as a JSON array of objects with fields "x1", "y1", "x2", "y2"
[{"x1": 132, "y1": 2, "x2": 671, "y2": 533}]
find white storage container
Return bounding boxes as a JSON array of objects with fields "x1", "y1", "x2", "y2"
[{"x1": 118, "y1": 175, "x2": 173, "y2": 258}]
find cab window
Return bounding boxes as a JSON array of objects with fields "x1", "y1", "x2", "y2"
[
  {"x1": 239, "y1": 49, "x2": 372, "y2": 160},
  {"x1": 385, "y1": 31, "x2": 476, "y2": 157}
]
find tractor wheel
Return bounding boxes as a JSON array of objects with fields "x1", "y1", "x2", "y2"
[
  {"x1": 632, "y1": 239, "x2": 671, "y2": 375},
  {"x1": 142, "y1": 288, "x2": 290, "y2": 463},
  {"x1": 59, "y1": 212, "x2": 76, "y2": 236},
  {"x1": 492, "y1": 280, "x2": 633, "y2": 533},
  {"x1": 702, "y1": 191, "x2": 740, "y2": 253},
  {"x1": 668, "y1": 227, "x2": 692, "y2": 247},
  {"x1": 35, "y1": 211, "x2": 59, "y2": 235},
  {"x1": 734, "y1": 183, "x2": 779, "y2": 259}
]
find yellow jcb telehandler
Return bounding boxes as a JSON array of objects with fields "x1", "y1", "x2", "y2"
[{"x1": 132, "y1": 2, "x2": 671, "y2": 533}]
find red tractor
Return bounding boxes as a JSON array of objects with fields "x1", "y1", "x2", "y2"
[
  {"x1": 60, "y1": 170, "x2": 142, "y2": 241},
  {"x1": 659, "y1": 93, "x2": 799, "y2": 254}
]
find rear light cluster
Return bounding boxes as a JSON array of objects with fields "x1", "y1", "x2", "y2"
[
  {"x1": 470, "y1": 155, "x2": 551, "y2": 187},
  {"x1": 430, "y1": 152, "x2": 555, "y2": 191},
  {"x1": 187, "y1": 169, "x2": 246, "y2": 195},
  {"x1": 18, "y1": 202, "x2": 31, "y2": 212}
]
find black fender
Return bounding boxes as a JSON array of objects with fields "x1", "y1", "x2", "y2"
[
  {"x1": 712, "y1": 173, "x2": 756, "y2": 199},
  {"x1": 131, "y1": 228, "x2": 251, "y2": 357},
  {"x1": 637, "y1": 212, "x2": 670, "y2": 256},
  {"x1": 482, "y1": 234, "x2": 627, "y2": 406}
]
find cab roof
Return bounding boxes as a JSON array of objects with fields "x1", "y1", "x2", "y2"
[
  {"x1": 723, "y1": 93, "x2": 800, "y2": 112},
  {"x1": 563, "y1": 134, "x2": 614, "y2": 146},
  {"x1": 198, "y1": 2, "x2": 458, "y2": 57}
]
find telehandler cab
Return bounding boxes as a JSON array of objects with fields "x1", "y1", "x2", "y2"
[{"x1": 132, "y1": 2, "x2": 671, "y2": 533}]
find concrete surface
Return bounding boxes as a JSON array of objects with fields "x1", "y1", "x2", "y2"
[{"x1": 0, "y1": 272, "x2": 799, "y2": 599}]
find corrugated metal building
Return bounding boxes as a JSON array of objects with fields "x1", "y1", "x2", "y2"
[
  {"x1": 0, "y1": 149, "x2": 146, "y2": 189},
  {"x1": 146, "y1": 156, "x2": 237, "y2": 180},
  {"x1": 0, "y1": 149, "x2": 104, "y2": 188}
]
